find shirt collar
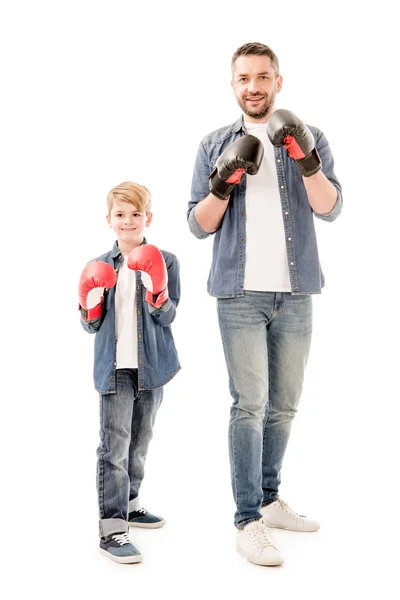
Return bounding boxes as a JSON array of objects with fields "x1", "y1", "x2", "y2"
[
  {"x1": 233, "y1": 116, "x2": 245, "y2": 133},
  {"x1": 110, "y1": 237, "x2": 147, "y2": 259}
]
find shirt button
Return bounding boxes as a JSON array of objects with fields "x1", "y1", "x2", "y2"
[
  {"x1": 285, "y1": 211, "x2": 289, "y2": 215},
  {"x1": 288, "y1": 237, "x2": 292, "y2": 241},
  {"x1": 240, "y1": 238, "x2": 244, "y2": 242},
  {"x1": 113, "y1": 361, "x2": 117, "y2": 366},
  {"x1": 290, "y1": 262, "x2": 294, "y2": 266},
  {"x1": 139, "y1": 359, "x2": 142, "y2": 365},
  {"x1": 240, "y1": 212, "x2": 244, "y2": 216},
  {"x1": 137, "y1": 309, "x2": 141, "y2": 315},
  {"x1": 280, "y1": 185, "x2": 284, "y2": 189},
  {"x1": 138, "y1": 333, "x2": 142, "y2": 339},
  {"x1": 240, "y1": 264, "x2": 244, "y2": 268},
  {"x1": 277, "y1": 159, "x2": 281, "y2": 163}
]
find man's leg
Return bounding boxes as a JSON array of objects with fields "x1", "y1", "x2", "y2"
[
  {"x1": 262, "y1": 293, "x2": 313, "y2": 504},
  {"x1": 217, "y1": 292, "x2": 275, "y2": 528}
]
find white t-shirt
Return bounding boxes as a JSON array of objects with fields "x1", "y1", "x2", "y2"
[
  {"x1": 243, "y1": 121, "x2": 292, "y2": 292},
  {"x1": 115, "y1": 257, "x2": 138, "y2": 369}
]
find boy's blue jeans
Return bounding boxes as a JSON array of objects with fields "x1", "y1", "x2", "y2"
[
  {"x1": 217, "y1": 291, "x2": 313, "y2": 528},
  {"x1": 97, "y1": 369, "x2": 163, "y2": 538}
]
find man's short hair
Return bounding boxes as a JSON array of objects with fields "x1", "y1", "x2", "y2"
[{"x1": 231, "y1": 42, "x2": 280, "y2": 76}]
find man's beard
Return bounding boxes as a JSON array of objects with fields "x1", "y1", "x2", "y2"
[{"x1": 237, "y1": 91, "x2": 276, "y2": 120}]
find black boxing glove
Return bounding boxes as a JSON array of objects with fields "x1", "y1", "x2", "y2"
[
  {"x1": 267, "y1": 109, "x2": 321, "y2": 177},
  {"x1": 209, "y1": 135, "x2": 264, "y2": 200}
]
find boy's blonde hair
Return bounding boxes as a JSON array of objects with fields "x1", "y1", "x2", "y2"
[{"x1": 107, "y1": 181, "x2": 152, "y2": 216}]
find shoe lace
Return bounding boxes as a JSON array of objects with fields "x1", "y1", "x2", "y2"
[
  {"x1": 249, "y1": 522, "x2": 277, "y2": 550},
  {"x1": 278, "y1": 499, "x2": 302, "y2": 518},
  {"x1": 136, "y1": 507, "x2": 148, "y2": 515},
  {"x1": 112, "y1": 533, "x2": 131, "y2": 546}
]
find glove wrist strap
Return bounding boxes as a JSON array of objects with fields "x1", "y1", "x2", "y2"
[
  {"x1": 79, "y1": 302, "x2": 102, "y2": 322},
  {"x1": 298, "y1": 148, "x2": 322, "y2": 177},
  {"x1": 208, "y1": 169, "x2": 233, "y2": 200}
]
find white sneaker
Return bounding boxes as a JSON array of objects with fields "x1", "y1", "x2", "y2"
[
  {"x1": 236, "y1": 519, "x2": 284, "y2": 566},
  {"x1": 261, "y1": 499, "x2": 320, "y2": 532}
]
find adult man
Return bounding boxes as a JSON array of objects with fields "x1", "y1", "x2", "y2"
[{"x1": 187, "y1": 42, "x2": 342, "y2": 567}]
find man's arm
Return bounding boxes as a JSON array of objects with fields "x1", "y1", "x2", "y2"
[
  {"x1": 302, "y1": 170, "x2": 338, "y2": 216},
  {"x1": 309, "y1": 129, "x2": 343, "y2": 222},
  {"x1": 187, "y1": 141, "x2": 214, "y2": 239},
  {"x1": 194, "y1": 192, "x2": 230, "y2": 233},
  {"x1": 188, "y1": 135, "x2": 264, "y2": 236},
  {"x1": 267, "y1": 110, "x2": 343, "y2": 223}
]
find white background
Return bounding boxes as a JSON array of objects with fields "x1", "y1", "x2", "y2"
[{"x1": 2, "y1": 1, "x2": 400, "y2": 598}]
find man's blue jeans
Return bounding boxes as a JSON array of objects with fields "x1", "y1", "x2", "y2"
[
  {"x1": 217, "y1": 292, "x2": 313, "y2": 528},
  {"x1": 97, "y1": 369, "x2": 163, "y2": 537}
]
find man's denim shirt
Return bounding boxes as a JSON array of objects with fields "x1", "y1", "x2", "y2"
[
  {"x1": 80, "y1": 239, "x2": 181, "y2": 394},
  {"x1": 188, "y1": 117, "x2": 343, "y2": 297}
]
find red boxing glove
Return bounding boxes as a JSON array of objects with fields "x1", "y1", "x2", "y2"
[
  {"x1": 79, "y1": 261, "x2": 117, "y2": 321},
  {"x1": 127, "y1": 244, "x2": 168, "y2": 308}
]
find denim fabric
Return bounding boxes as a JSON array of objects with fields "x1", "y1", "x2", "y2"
[
  {"x1": 80, "y1": 238, "x2": 180, "y2": 393},
  {"x1": 217, "y1": 292, "x2": 312, "y2": 528},
  {"x1": 188, "y1": 116, "x2": 343, "y2": 297},
  {"x1": 97, "y1": 369, "x2": 163, "y2": 538}
]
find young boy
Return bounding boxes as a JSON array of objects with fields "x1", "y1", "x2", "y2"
[{"x1": 79, "y1": 181, "x2": 180, "y2": 563}]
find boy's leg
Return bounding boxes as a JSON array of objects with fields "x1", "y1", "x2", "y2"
[
  {"x1": 97, "y1": 369, "x2": 136, "y2": 537},
  {"x1": 127, "y1": 386, "x2": 163, "y2": 526}
]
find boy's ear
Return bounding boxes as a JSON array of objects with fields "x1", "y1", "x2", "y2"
[
  {"x1": 106, "y1": 214, "x2": 112, "y2": 228},
  {"x1": 145, "y1": 212, "x2": 153, "y2": 227}
]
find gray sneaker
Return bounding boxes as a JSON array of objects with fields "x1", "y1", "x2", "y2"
[
  {"x1": 128, "y1": 507, "x2": 165, "y2": 529},
  {"x1": 99, "y1": 532, "x2": 143, "y2": 563}
]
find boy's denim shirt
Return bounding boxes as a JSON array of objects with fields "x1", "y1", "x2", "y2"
[
  {"x1": 188, "y1": 117, "x2": 343, "y2": 297},
  {"x1": 81, "y1": 238, "x2": 180, "y2": 394}
]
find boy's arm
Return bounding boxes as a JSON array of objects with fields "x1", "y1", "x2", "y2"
[
  {"x1": 78, "y1": 261, "x2": 117, "y2": 334},
  {"x1": 147, "y1": 255, "x2": 180, "y2": 327},
  {"x1": 127, "y1": 245, "x2": 180, "y2": 328},
  {"x1": 80, "y1": 315, "x2": 103, "y2": 334}
]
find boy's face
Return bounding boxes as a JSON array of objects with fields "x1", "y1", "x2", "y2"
[{"x1": 107, "y1": 198, "x2": 152, "y2": 245}]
